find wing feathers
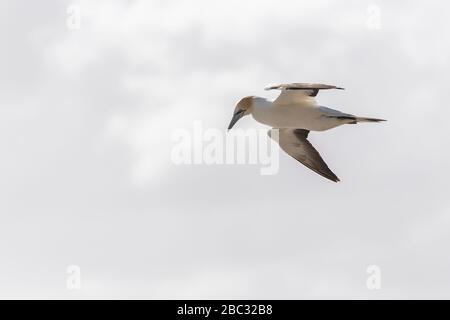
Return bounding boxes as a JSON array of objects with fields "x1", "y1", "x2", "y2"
[
  {"x1": 265, "y1": 83, "x2": 344, "y2": 91},
  {"x1": 269, "y1": 128, "x2": 340, "y2": 182},
  {"x1": 267, "y1": 83, "x2": 344, "y2": 106}
]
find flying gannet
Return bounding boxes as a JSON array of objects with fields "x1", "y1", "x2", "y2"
[{"x1": 227, "y1": 83, "x2": 386, "y2": 182}]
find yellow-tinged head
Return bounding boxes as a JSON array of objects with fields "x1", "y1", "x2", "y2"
[{"x1": 228, "y1": 96, "x2": 254, "y2": 130}]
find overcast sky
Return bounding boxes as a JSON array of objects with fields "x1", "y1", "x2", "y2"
[{"x1": 2, "y1": 0, "x2": 450, "y2": 299}]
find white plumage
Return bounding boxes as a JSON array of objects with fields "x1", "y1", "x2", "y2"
[{"x1": 228, "y1": 83, "x2": 386, "y2": 182}]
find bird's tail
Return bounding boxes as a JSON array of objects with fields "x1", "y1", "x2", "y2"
[{"x1": 354, "y1": 116, "x2": 387, "y2": 123}]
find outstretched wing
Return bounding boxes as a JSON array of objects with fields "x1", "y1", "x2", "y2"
[
  {"x1": 268, "y1": 128, "x2": 340, "y2": 182},
  {"x1": 266, "y1": 83, "x2": 344, "y2": 106}
]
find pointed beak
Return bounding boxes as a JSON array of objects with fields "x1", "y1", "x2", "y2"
[{"x1": 227, "y1": 110, "x2": 244, "y2": 130}]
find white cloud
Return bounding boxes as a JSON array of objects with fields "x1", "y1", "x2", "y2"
[{"x1": 3, "y1": 0, "x2": 450, "y2": 299}]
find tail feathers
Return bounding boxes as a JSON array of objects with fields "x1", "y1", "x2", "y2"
[{"x1": 354, "y1": 117, "x2": 387, "y2": 123}]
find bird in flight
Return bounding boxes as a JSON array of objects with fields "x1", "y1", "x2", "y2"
[{"x1": 227, "y1": 83, "x2": 385, "y2": 182}]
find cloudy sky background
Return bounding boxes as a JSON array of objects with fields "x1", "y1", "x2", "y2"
[{"x1": 1, "y1": 0, "x2": 450, "y2": 299}]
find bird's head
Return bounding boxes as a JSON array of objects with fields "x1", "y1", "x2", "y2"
[{"x1": 228, "y1": 96, "x2": 254, "y2": 130}]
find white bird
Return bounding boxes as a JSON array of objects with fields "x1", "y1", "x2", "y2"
[{"x1": 227, "y1": 83, "x2": 386, "y2": 182}]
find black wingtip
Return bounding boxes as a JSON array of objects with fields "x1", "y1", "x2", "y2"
[{"x1": 329, "y1": 175, "x2": 340, "y2": 183}]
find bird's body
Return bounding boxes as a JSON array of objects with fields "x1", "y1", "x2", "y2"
[
  {"x1": 250, "y1": 97, "x2": 357, "y2": 131},
  {"x1": 227, "y1": 83, "x2": 386, "y2": 182}
]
